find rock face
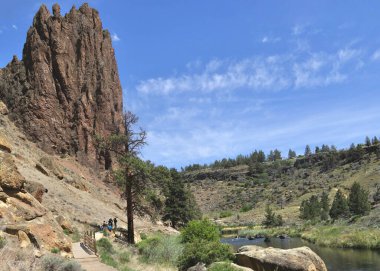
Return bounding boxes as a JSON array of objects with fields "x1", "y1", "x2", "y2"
[
  {"x1": 0, "y1": 150, "x2": 71, "y2": 253},
  {"x1": 0, "y1": 3, "x2": 123, "y2": 169},
  {"x1": 236, "y1": 245, "x2": 327, "y2": 271}
]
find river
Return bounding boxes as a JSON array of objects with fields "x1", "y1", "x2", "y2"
[{"x1": 221, "y1": 237, "x2": 380, "y2": 271}]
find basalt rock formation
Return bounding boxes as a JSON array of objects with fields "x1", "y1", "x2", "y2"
[{"x1": 0, "y1": 3, "x2": 123, "y2": 169}]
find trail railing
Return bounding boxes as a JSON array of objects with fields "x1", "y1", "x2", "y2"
[{"x1": 83, "y1": 231, "x2": 97, "y2": 255}]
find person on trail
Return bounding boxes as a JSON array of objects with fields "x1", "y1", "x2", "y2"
[
  {"x1": 113, "y1": 217, "x2": 117, "y2": 229},
  {"x1": 108, "y1": 218, "x2": 113, "y2": 227}
]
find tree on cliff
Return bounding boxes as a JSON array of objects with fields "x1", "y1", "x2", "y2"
[{"x1": 96, "y1": 111, "x2": 147, "y2": 244}]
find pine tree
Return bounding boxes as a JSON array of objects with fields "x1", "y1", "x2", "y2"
[
  {"x1": 262, "y1": 205, "x2": 283, "y2": 227},
  {"x1": 263, "y1": 205, "x2": 276, "y2": 227},
  {"x1": 320, "y1": 191, "x2": 330, "y2": 220},
  {"x1": 258, "y1": 150, "x2": 266, "y2": 162},
  {"x1": 288, "y1": 149, "x2": 296, "y2": 159},
  {"x1": 365, "y1": 136, "x2": 371, "y2": 147},
  {"x1": 321, "y1": 144, "x2": 331, "y2": 153},
  {"x1": 304, "y1": 145, "x2": 312, "y2": 156},
  {"x1": 273, "y1": 149, "x2": 282, "y2": 161},
  {"x1": 299, "y1": 195, "x2": 321, "y2": 220},
  {"x1": 268, "y1": 150, "x2": 275, "y2": 162},
  {"x1": 329, "y1": 190, "x2": 349, "y2": 219},
  {"x1": 348, "y1": 182, "x2": 370, "y2": 216},
  {"x1": 372, "y1": 136, "x2": 379, "y2": 145}
]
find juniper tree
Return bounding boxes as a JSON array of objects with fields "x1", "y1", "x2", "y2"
[
  {"x1": 263, "y1": 205, "x2": 283, "y2": 227},
  {"x1": 162, "y1": 169, "x2": 201, "y2": 228},
  {"x1": 304, "y1": 145, "x2": 312, "y2": 156},
  {"x1": 348, "y1": 182, "x2": 370, "y2": 216},
  {"x1": 372, "y1": 136, "x2": 379, "y2": 145},
  {"x1": 365, "y1": 136, "x2": 371, "y2": 147},
  {"x1": 329, "y1": 189, "x2": 349, "y2": 219},
  {"x1": 300, "y1": 195, "x2": 321, "y2": 220},
  {"x1": 320, "y1": 191, "x2": 330, "y2": 220},
  {"x1": 288, "y1": 149, "x2": 296, "y2": 159}
]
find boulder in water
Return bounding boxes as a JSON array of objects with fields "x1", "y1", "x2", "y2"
[{"x1": 236, "y1": 245, "x2": 327, "y2": 271}]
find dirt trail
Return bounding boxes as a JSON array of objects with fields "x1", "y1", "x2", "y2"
[{"x1": 72, "y1": 242, "x2": 117, "y2": 271}]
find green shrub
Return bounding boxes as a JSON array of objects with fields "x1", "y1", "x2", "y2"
[
  {"x1": 137, "y1": 234, "x2": 183, "y2": 265},
  {"x1": 118, "y1": 251, "x2": 130, "y2": 264},
  {"x1": 178, "y1": 240, "x2": 234, "y2": 271},
  {"x1": 240, "y1": 204, "x2": 253, "y2": 212},
  {"x1": 51, "y1": 247, "x2": 60, "y2": 254},
  {"x1": 219, "y1": 210, "x2": 233, "y2": 218},
  {"x1": 41, "y1": 255, "x2": 83, "y2": 271},
  {"x1": 100, "y1": 252, "x2": 118, "y2": 268},
  {"x1": 181, "y1": 220, "x2": 220, "y2": 243},
  {"x1": 0, "y1": 236, "x2": 6, "y2": 249},
  {"x1": 60, "y1": 261, "x2": 83, "y2": 271},
  {"x1": 41, "y1": 255, "x2": 65, "y2": 270},
  {"x1": 97, "y1": 238, "x2": 114, "y2": 253},
  {"x1": 208, "y1": 262, "x2": 239, "y2": 271},
  {"x1": 140, "y1": 232, "x2": 148, "y2": 240},
  {"x1": 70, "y1": 228, "x2": 81, "y2": 242}
]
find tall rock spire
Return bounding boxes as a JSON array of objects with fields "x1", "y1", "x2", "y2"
[{"x1": 0, "y1": 4, "x2": 123, "y2": 169}]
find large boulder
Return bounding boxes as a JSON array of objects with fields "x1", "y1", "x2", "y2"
[
  {"x1": 0, "y1": 153, "x2": 25, "y2": 190},
  {"x1": 18, "y1": 230, "x2": 31, "y2": 248},
  {"x1": 0, "y1": 133, "x2": 12, "y2": 153},
  {"x1": 23, "y1": 180, "x2": 47, "y2": 203},
  {"x1": 39, "y1": 156, "x2": 64, "y2": 179},
  {"x1": 236, "y1": 245, "x2": 327, "y2": 271},
  {"x1": 0, "y1": 101, "x2": 8, "y2": 115},
  {"x1": 55, "y1": 215, "x2": 74, "y2": 233}
]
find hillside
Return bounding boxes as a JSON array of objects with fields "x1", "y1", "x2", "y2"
[
  {"x1": 184, "y1": 143, "x2": 380, "y2": 227},
  {"x1": 0, "y1": 100, "x2": 175, "y2": 267}
]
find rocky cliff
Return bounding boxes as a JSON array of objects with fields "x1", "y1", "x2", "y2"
[{"x1": 0, "y1": 3, "x2": 123, "y2": 169}]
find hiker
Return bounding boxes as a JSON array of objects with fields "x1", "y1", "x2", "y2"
[
  {"x1": 108, "y1": 218, "x2": 113, "y2": 227},
  {"x1": 113, "y1": 217, "x2": 117, "y2": 229}
]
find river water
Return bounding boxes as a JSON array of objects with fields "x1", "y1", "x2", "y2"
[{"x1": 221, "y1": 237, "x2": 380, "y2": 271}]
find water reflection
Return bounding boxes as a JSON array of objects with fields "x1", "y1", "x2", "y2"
[{"x1": 221, "y1": 237, "x2": 380, "y2": 271}]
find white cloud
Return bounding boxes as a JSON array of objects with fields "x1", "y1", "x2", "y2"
[
  {"x1": 12, "y1": 24, "x2": 17, "y2": 30},
  {"x1": 338, "y1": 48, "x2": 361, "y2": 62},
  {"x1": 372, "y1": 49, "x2": 380, "y2": 61},
  {"x1": 137, "y1": 46, "x2": 363, "y2": 95},
  {"x1": 292, "y1": 24, "x2": 304, "y2": 36},
  {"x1": 261, "y1": 36, "x2": 281, "y2": 43},
  {"x1": 111, "y1": 33, "x2": 120, "y2": 42}
]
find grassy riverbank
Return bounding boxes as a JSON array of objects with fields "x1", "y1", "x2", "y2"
[
  {"x1": 228, "y1": 225, "x2": 380, "y2": 249},
  {"x1": 301, "y1": 226, "x2": 380, "y2": 249}
]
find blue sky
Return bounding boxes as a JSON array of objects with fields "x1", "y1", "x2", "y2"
[{"x1": 1, "y1": 1, "x2": 380, "y2": 168}]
